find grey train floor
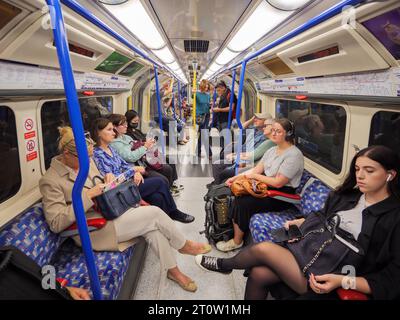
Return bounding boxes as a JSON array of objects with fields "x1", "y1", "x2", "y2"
[{"x1": 133, "y1": 129, "x2": 247, "y2": 300}]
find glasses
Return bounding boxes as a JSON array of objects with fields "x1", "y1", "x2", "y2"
[
  {"x1": 271, "y1": 128, "x2": 284, "y2": 135},
  {"x1": 263, "y1": 123, "x2": 273, "y2": 128},
  {"x1": 118, "y1": 122, "x2": 128, "y2": 127}
]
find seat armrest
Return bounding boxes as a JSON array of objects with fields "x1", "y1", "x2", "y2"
[
  {"x1": 60, "y1": 218, "x2": 107, "y2": 238},
  {"x1": 56, "y1": 278, "x2": 68, "y2": 287},
  {"x1": 268, "y1": 190, "x2": 301, "y2": 204},
  {"x1": 336, "y1": 288, "x2": 368, "y2": 300}
]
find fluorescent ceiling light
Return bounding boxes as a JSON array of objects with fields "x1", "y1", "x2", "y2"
[
  {"x1": 167, "y1": 61, "x2": 180, "y2": 71},
  {"x1": 102, "y1": 0, "x2": 165, "y2": 50},
  {"x1": 227, "y1": 1, "x2": 291, "y2": 52},
  {"x1": 215, "y1": 48, "x2": 240, "y2": 65},
  {"x1": 208, "y1": 62, "x2": 221, "y2": 73},
  {"x1": 267, "y1": 0, "x2": 312, "y2": 11},
  {"x1": 152, "y1": 46, "x2": 175, "y2": 64}
]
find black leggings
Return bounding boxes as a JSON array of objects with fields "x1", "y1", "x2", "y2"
[{"x1": 219, "y1": 242, "x2": 308, "y2": 300}]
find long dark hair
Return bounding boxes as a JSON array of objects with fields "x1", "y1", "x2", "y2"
[
  {"x1": 336, "y1": 145, "x2": 400, "y2": 199},
  {"x1": 125, "y1": 110, "x2": 139, "y2": 126},
  {"x1": 90, "y1": 117, "x2": 112, "y2": 146}
]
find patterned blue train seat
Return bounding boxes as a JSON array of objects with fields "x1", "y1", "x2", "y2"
[
  {"x1": 0, "y1": 203, "x2": 61, "y2": 267},
  {"x1": 53, "y1": 241, "x2": 135, "y2": 300},
  {"x1": 250, "y1": 171, "x2": 331, "y2": 243},
  {"x1": 0, "y1": 202, "x2": 140, "y2": 300}
]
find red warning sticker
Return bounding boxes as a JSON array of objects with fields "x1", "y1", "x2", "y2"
[
  {"x1": 24, "y1": 131, "x2": 36, "y2": 139},
  {"x1": 26, "y1": 151, "x2": 38, "y2": 162}
]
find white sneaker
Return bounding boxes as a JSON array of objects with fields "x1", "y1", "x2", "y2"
[
  {"x1": 172, "y1": 182, "x2": 184, "y2": 191},
  {"x1": 216, "y1": 239, "x2": 243, "y2": 252},
  {"x1": 170, "y1": 189, "x2": 181, "y2": 197}
]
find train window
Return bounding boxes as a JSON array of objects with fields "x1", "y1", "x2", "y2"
[
  {"x1": 41, "y1": 97, "x2": 113, "y2": 169},
  {"x1": 276, "y1": 99, "x2": 347, "y2": 174},
  {"x1": 0, "y1": 106, "x2": 21, "y2": 204},
  {"x1": 0, "y1": 0, "x2": 22, "y2": 30},
  {"x1": 369, "y1": 111, "x2": 400, "y2": 156}
]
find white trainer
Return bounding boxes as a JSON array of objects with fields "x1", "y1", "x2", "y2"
[{"x1": 216, "y1": 239, "x2": 243, "y2": 252}]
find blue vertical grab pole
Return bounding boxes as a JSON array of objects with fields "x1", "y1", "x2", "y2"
[
  {"x1": 234, "y1": 61, "x2": 247, "y2": 175},
  {"x1": 154, "y1": 65, "x2": 166, "y2": 157},
  {"x1": 178, "y1": 81, "x2": 182, "y2": 119},
  {"x1": 227, "y1": 69, "x2": 237, "y2": 129},
  {"x1": 46, "y1": 0, "x2": 102, "y2": 300}
]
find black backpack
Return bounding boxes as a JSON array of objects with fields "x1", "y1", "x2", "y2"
[
  {"x1": 0, "y1": 246, "x2": 72, "y2": 300},
  {"x1": 201, "y1": 184, "x2": 234, "y2": 244}
]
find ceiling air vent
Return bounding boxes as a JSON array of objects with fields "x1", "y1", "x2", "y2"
[{"x1": 184, "y1": 40, "x2": 209, "y2": 53}]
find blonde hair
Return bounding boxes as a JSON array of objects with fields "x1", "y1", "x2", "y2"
[
  {"x1": 58, "y1": 126, "x2": 94, "y2": 155},
  {"x1": 58, "y1": 126, "x2": 76, "y2": 154},
  {"x1": 199, "y1": 79, "x2": 208, "y2": 92}
]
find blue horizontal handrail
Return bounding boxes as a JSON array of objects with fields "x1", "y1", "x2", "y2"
[
  {"x1": 60, "y1": 0, "x2": 170, "y2": 73},
  {"x1": 46, "y1": 0, "x2": 103, "y2": 300}
]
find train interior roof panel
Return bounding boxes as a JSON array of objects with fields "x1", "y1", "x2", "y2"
[{"x1": 0, "y1": 0, "x2": 400, "y2": 305}]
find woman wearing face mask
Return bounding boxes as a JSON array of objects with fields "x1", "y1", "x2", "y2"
[
  {"x1": 125, "y1": 110, "x2": 146, "y2": 142},
  {"x1": 124, "y1": 111, "x2": 183, "y2": 194},
  {"x1": 91, "y1": 118, "x2": 194, "y2": 224},
  {"x1": 196, "y1": 145, "x2": 400, "y2": 300},
  {"x1": 40, "y1": 127, "x2": 210, "y2": 292}
]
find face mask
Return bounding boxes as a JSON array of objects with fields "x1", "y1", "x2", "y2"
[{"x1": 130, "y1": 123, "x2": 139, "y2": 129}]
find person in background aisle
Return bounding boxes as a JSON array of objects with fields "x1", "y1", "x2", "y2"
[
  {"x1": 213, "y1": 80, "x2": 237, "y2": 154},
  {"x1": 195, "y1": 79, "x2": 212, "y2": 159},
  {"x1": 91, "y1": 118, "x2": 195, "y2": 223}
]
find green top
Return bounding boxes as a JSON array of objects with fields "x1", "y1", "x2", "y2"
[
  {"x1": 110, "y1": 134, "x2": 147, "y2": 163},
  {"x1": 252, "y1": 139, "x2": 276, "y2": 162}
]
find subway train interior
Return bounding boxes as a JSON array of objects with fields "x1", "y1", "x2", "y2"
[{"x1": 0, "y1": 0, "x2": 400, "y2": 304}]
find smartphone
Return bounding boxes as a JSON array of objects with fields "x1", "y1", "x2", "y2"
[{"x1": 288, "y1": 225, "x2": 302, "y2": 239}]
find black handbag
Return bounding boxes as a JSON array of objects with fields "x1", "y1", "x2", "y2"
[
  {"x1": 286, "y1": 213, "x2": 364, "y2": 276},
  {"x1": 93, "y1": 176, "x2": 141, "y2": 220},
  {"x1": 0, "y1": 246, "x2": 72, "y2": 300}
]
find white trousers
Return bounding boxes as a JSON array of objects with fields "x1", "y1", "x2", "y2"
[{"x1": 113, "y1": 206, "x2": 186, "y2": 271}]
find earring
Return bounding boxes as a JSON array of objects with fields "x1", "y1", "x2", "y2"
[{"x1": 386, "y1": 174, "x2": 392, "y2": 182}]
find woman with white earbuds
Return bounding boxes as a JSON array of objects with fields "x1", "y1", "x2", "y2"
[
  {"x1": 216, "y1": 118, "x2": 305, "y2": 252},
  {"x1": 196, "y1": 145, "x2": 400, "y2": 300}
]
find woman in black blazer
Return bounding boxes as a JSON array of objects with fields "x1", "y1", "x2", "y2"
[{"x1": 195, "y1": 145, "x2": 400, "y2": 300}]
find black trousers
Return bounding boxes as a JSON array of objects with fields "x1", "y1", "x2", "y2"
[
  {"x1": 138, "y1": 176, "x2": 177, "y2": 215},
  {"x1": 232, "y1": 186, "x2": 296, "y2": 233}
]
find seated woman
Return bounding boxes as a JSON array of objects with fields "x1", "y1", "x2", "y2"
[
  {"x1": 90, "y1": 118, "x2": 194, "y2": 223},
  {"x1": 212, "y1": 117, "x2": 276, "y2": 185},
  {"x1": 195, "y1": 145, "x2": 400, "y2": 300},
  {"x1": 39, "y1": 127, "x2": 210, "y2": 292},
  {"x1": 216, "y1": 118, "x2": 304, "y2": 252},
  {"x1": 125, "y1": 110, "x2": 183, "y2": 194}
]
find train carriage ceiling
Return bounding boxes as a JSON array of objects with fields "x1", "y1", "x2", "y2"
[{"x1": 146, "y1": 0, "x2": 253, "y2": 82}]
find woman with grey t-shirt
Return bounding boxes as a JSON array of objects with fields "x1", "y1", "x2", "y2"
[{"x1": 217, "y1": 118, "x2": 304, "y2": 252}]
